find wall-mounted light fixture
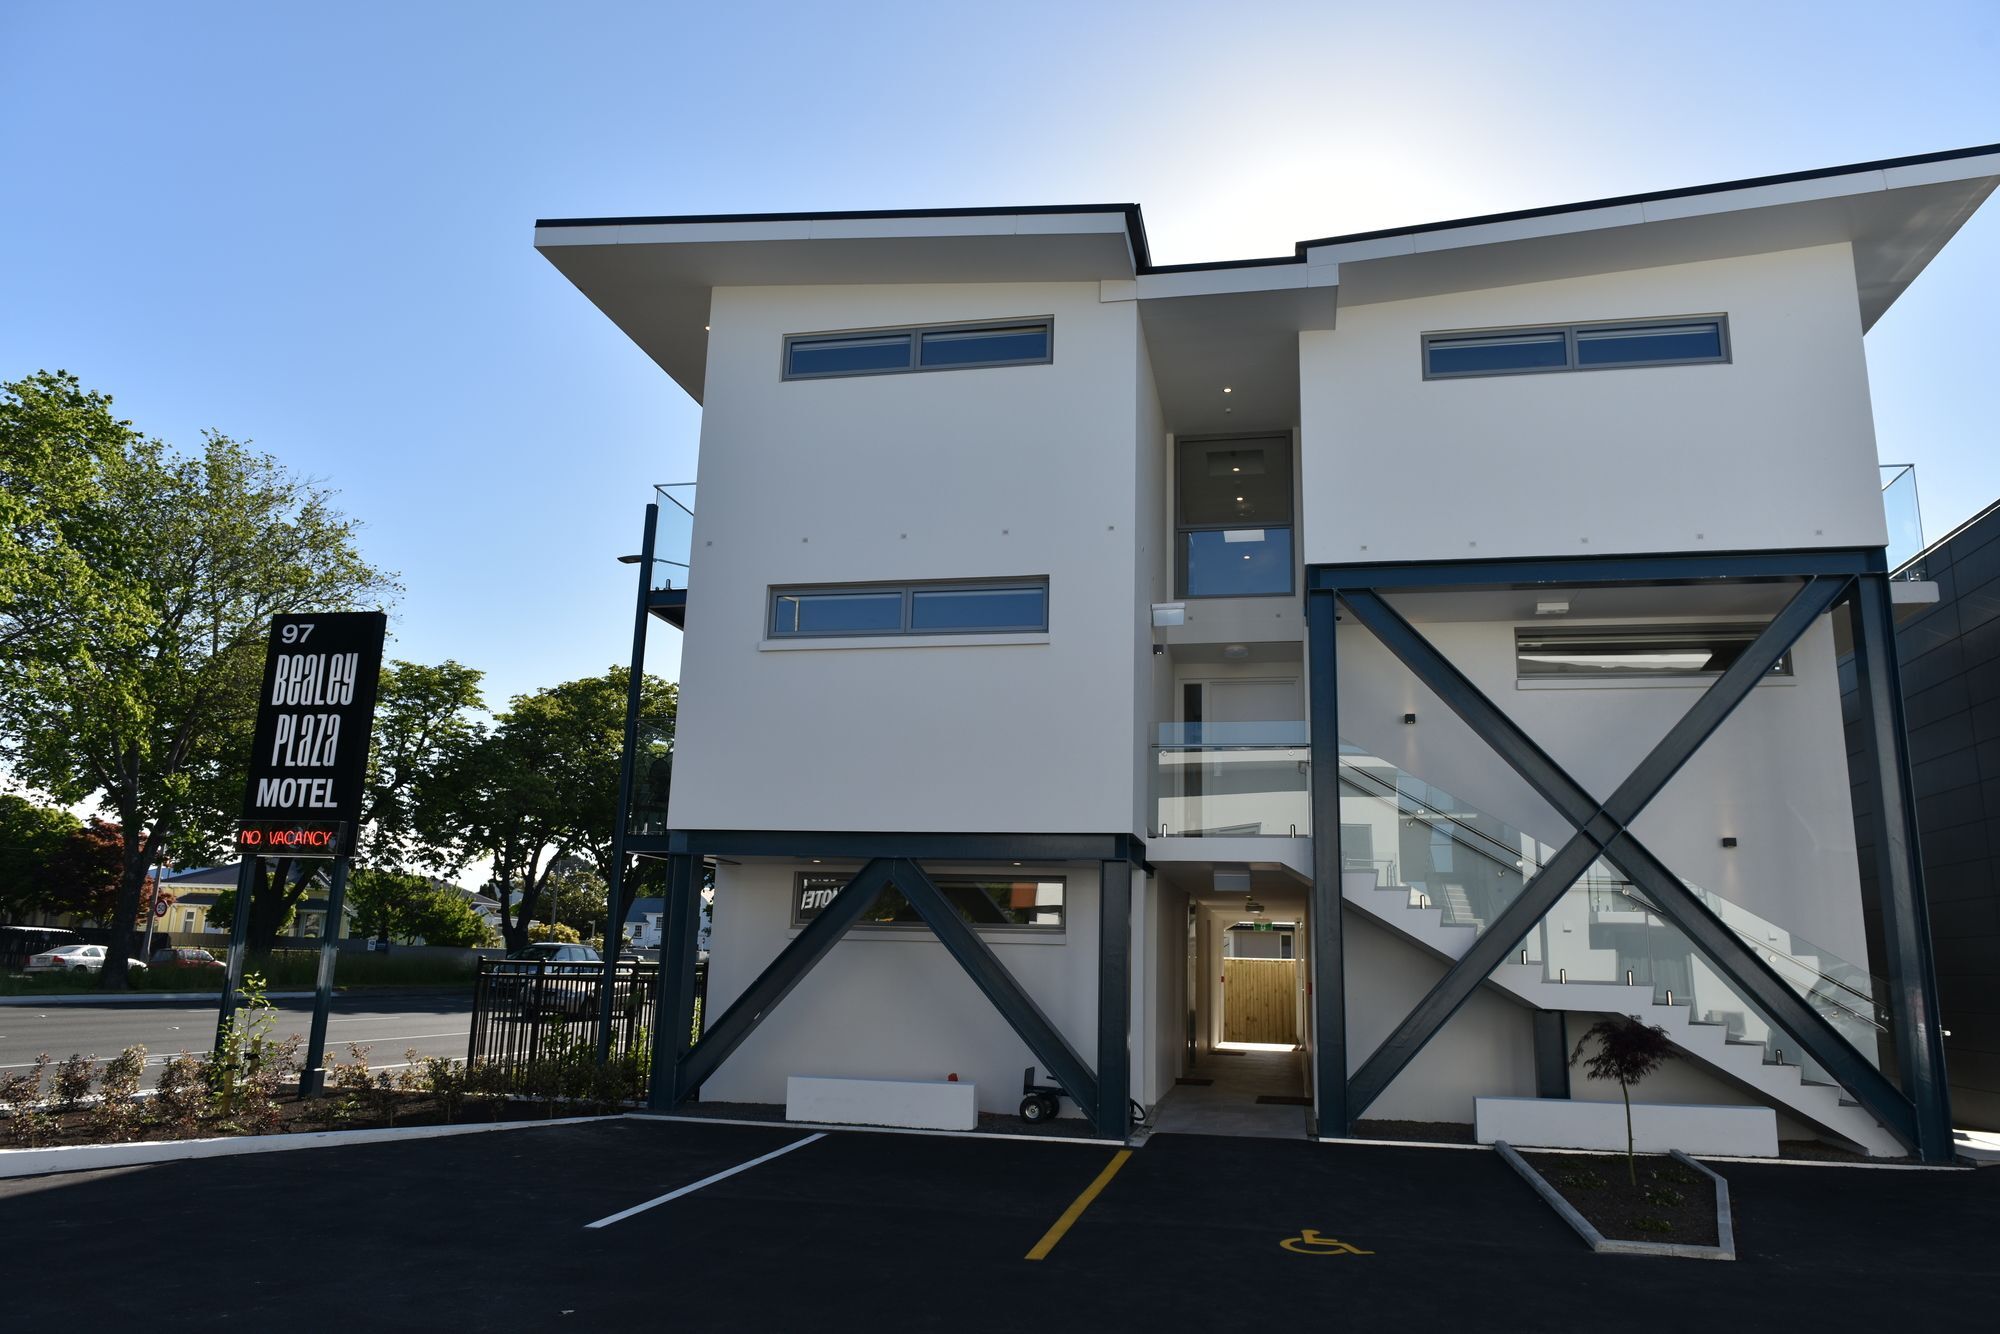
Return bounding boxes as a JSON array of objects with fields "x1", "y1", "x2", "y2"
[
  {"x1": 1721, "y1": 836, "x2": 1738, "y2": 848},
  {"x1": 1403, "y1": 712, "x2": 1417, "y2": 724}
]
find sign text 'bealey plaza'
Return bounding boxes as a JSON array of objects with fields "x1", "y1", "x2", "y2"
[{"x1": 236, "y1": 612, "x2": 386, "y2": 858}]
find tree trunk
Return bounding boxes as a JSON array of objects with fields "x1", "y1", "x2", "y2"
[
  {"x1": 1622, "y1": 1080, "x2": 1637, "y2": 1187},
  {"x1": 98, "y1": 840, "x2": 153, "y2": 991}
]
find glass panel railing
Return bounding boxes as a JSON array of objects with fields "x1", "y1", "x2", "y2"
[
  {"x1": 626, "y1": 723, "x2": 674, "y2": 837},
  {"x1": 1518, "y1": 882, "x2": 1885, "y2": 1083},
  {"x1": 1335, "y1": 742, "x2": 1888, "y2": 1075},
  {"x1": 1153, "y1": 723, "x2": 1308, "y2": 837},
  {"x1": 651, "y1": 483, "x2": 696, "y2": 592},
  {"x1": 1881, "y1": 463, "x2": 1925, "y2": 578}
]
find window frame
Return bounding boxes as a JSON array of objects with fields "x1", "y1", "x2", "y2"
[
  {"x1": 1514, "y1": 622, "x2": 1794, "y2": 683},
  {"x1": 768, "y1": 577, "x2": 1050, "y2": 639},
  {"x1": 782, "y1": 317, "x2": 1054, "y2": 381},
  {"x1": 791, "y1": 871, "x2": 1068, "y2": 933},
  {"x1": 1174, "y1": 433, "x2": 1297, "y2": 600},
  {"x1": 1421, "y1": 315, "x2": 1731, "y2": 381}
]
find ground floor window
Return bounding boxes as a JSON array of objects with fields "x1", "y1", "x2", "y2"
[{"x1": 793, "y1": 873, "x2": 1064, "y2": 930}]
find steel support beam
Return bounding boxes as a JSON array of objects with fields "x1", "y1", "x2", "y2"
[
  {"x1": 1311, "y1": 547, "x2": 1882, "y2": 594},
  {"x1": 648, "y1": 852, "x2": 705, "y2": 1110},
  {"x1": 214, "y1": 855, "x2": 258, "y2": 1046},
  {"x1": 297, "y1": 858, "x2": 349, "y2": 1097},
  {"x1": 1335, "y1": 575, "x2": 1921, "y2": 1151},
  {"x1": 893, "y1": 859, "x2": 1103, "y2": 1131},
  {"x1": 1847, "y1": 574, "x2": 1954, "y2": 1161},
  {"x1": 599, "y1": 501, "x2": 659, "y2": 1064},
  {"x1": 669, "y1": 859, "x2": 896, "y2": 1102},
  {"x1": 1097, "y1": 859, "x2": 1132, "y2": 1141},
  {"x1": 1306, "y1": 587, "x2": 1349, "y2": 1136}
]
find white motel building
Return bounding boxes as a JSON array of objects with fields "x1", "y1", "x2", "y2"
[{"x1": 537, "y1": 143, "x2": 2000, "y2": 1162}]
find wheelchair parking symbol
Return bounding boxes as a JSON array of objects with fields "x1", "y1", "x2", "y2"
[{"x1": 1280, "y1": 1229, "x2": 1374, "y2": 1256}]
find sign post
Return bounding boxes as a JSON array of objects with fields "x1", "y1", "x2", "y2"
[{"x1": 213, "y1": 611, "x2": 385, "y2": 1096}]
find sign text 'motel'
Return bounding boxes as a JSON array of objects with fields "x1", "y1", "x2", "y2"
[{"x1": 236, "y1": 612, "x2": 386, "y2": 858}]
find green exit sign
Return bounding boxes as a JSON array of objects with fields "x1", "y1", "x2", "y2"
[{"x1": 1254, "y1": 920, "x2": 1273, "y2": 931}]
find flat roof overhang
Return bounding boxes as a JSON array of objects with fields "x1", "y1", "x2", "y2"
[{"x1": 535, "y1": 144, "x2": 2000, "y2": 412}]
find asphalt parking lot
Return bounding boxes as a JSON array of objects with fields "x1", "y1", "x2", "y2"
[{"x1": 4, "y1": 1118, "x2": 1996, "y2": 1331}]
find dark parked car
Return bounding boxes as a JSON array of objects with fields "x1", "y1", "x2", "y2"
[
  {"x1": 491, "y1": 942, "x2": 605, "y2": 1016},
  {"x1": 150, "y1": 946, "x2": 226, "y2": 970}
]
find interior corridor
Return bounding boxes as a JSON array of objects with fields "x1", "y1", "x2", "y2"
[{"x1": 1149, "y1": 1046, "x2": 1311, "y2": 1139}]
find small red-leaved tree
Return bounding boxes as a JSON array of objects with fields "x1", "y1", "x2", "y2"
[{"x1": 1570, "y1": 1016, "x2": 1679, "y2": 1186}]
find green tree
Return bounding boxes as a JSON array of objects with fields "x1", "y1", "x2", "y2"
[
  {"x1": 401, "y1": 886, "x2": 493, "y2": 948},
  {"x1": 0, "y1": 371, "x2": 143, "y2": 662},
  {"x1": 0, "y1": 794, "x2": 81, "y2": 921},
  {"x1": 426, "y1": 669, "x2": 672, "y2": 953},
  {"x1": 41, "y1": 819, "x2": 127, "y2": 925},
  {"x1": 359, "y1": 659, "x2": 486, "y2": 872},
  {"x1": 344, "y1": 868, "x2": 493, "y2": 947},
  {"x1": 0, "y1": 374, "x2": 398, "y2": 987},
  {"x1": 538, "y1": 857, "x2": 609, "y2": 937}
]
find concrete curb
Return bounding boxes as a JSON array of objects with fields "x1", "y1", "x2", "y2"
[
  {"x1": 0, "y1": 991, "x2": 320, "y2": 1007},
  {"x1": 1494, "y1": 1140, "x2": 1737, "y2": 1261},
  {"x1": 0, "y1": 1113, "x2": 610, "y2": 1179},
  {"x1": 630, "y1": 1111, "x2": 1122, "y2": 1148}
]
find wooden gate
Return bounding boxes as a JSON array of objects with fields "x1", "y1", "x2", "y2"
[{"x1": 1222, "y1": 958, "x2": 1298, "y2": 1044}]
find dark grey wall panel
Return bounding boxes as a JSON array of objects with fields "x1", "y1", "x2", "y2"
[{"x1": 1843, "y1": 498, "x2": 2000, "y2": 1131}]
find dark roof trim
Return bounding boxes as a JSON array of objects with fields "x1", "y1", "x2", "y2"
[{"x1": 535, "y1": 142, "x2": 2000, "y2": 278}]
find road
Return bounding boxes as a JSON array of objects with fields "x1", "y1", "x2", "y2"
[{"x1": 0, "y1": 992, "x2": 473, "y2": 1088}]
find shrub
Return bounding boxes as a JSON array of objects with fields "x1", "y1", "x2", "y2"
[
  {"x1": 90, "y1": 1045, "x2": 147, "y2": 1140},
  {"x1": 154, "y1": 1052, "x2": 209, "y2": 1137},
  {"x1": 52, "y1": 1052, "x2": 96, "y2": 1113},
  {"x1": 207, "y1": 973, "x2": 298, "y2": 1130},
  {"x1": 0, "y1": 1053, "x2": 54, "y2": 1146}
]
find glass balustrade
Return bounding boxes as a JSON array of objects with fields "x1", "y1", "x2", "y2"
[
  {"x1": 1334, "y1": 742, "x2": 1888, "y2": 1078},
  {"x1": 1881, "y1": 463, "x2": 1925, "y2": 578},
  {"x1": 1153, "y1": 723, "x2": 1310, "y2": 837},
  {"x1": 651, "y1": 483, "x2": 696, "y2": 591}
]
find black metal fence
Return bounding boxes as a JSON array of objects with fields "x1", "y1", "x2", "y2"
[{"x1": 466, "y1": 958, "x2": 706, "y2": 1077}]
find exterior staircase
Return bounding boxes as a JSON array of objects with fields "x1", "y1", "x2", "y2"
[{"x1": 1340, "y1": 868, "x2": 1904, "y2": 1156}]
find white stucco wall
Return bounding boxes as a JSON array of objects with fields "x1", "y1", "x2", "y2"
[
  {"x1": 1300, "y1": 244, "x2": 1885, "y2": 564},
  {"x1": 672, "y1": 281, "x2": 1145, "y2": 834},
  {"x1": 700, "y1": 861, "x2": 1103, "y2": 1119}
]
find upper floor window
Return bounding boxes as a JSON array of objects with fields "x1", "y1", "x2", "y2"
[
  {"x1": 784, "y1": 319, "x2": 1052, "y2": 380},
  {"x1": 1516, "y1": 624, "x2": 1792, "y2": 681},
  {"x1": 1177, "y1": 436, "x2": 1294, "y2": 598},
  {"x1": 1423, "y1": 316, "x2": 1729, "y2": 379},
  {"x1": 770, "y1": 578, "x2": 1049, "y2": 638}
]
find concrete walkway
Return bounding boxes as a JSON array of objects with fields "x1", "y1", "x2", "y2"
[{"x1": 1149, "y1": 1046, "x2": 1310, "y2": 1139}]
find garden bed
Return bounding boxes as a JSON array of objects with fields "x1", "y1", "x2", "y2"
[{"x1": 1517, "y1": 1150, "x2": 1718, "y2": 1246}]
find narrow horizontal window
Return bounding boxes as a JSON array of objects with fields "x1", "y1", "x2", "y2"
[
  {"x1": 1574, "y1": 321, "x2": 1725, "y2": 368},
  {"x1": 785, "y1": 332, "x2": 914, "y2": 378},
  {"x1": 910, "y1": 585, "x2": 1047, "y2": 632},
  {"x1": 795, "y1": 873, "x2": 1065, "y2": 930},
  {"x1": 769, "y1": 578, "x2": 1049, "y2": 638},
  {"x1": 1424, "y1": 316, "x2": 1728, "y2": 379},
  {"x1": 1425, "y1": 330, "x2": 1569, "y2": 377},
  {"x1": 918, "y1": 323, "x2": 1050, "y2": 368},
  {"x1": 784, "y1": 318, "x2": 1051, "y2": 380},
  {"x1": 1517, "y1": 624, "x2": 1791, "y2": 681},
  {"x1": 771, "y1": 591, "x2": 905, "y2": 636}
]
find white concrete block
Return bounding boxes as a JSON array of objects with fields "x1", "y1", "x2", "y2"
[
  {"x1": 786, "y1": 1076, "x2": 978, "y2": 1131},
  {"x1": 1476, "y1": 1096, "x2": 1778, "y2": 1158}
]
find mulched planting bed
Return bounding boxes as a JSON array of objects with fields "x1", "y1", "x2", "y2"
[
  {"x1": 1519, "y1": 1150, "x2": 1718, "y2": 1246},
  {"x1": 3, "y1": 1092, "x2": 618, "y2": 1150}
]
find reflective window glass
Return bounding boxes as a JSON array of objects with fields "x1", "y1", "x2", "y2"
[
  {"x1": 910, "y1": 586, "x2": 1046, "y2": 632},
  {"x1": 786, "y1": 333, "x2": 914, "y2": 377},
  {"x1": 918, "y1": 324, "x2": 1050, "y2": 368}
]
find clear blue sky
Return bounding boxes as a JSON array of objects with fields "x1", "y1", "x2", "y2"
[{"x1": 3, "y1": 1, "x2": 1996, "y2": 708}]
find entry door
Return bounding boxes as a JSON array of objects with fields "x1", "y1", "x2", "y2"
[{"x1": 1223, "y1": 930, "x2": 1299, "y2": 1044}]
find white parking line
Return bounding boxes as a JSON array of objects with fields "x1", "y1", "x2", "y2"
[{"x1": 584, "y1": 1133, "x2": 827, "y2": 1229}]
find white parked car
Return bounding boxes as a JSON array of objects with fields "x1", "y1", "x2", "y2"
[{"x1": 24, "y1": 944, "x2": 146, "y2": 974}]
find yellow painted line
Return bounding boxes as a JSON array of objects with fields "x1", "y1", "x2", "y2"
[{"x1": 1025, "y1": 1148, "x2": 1132, "y2": 1261}]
